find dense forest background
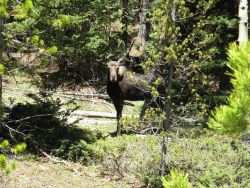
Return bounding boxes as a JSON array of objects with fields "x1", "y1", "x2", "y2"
[
  {"x1": 2, "y1": 0, "x2": 239, "y2": 120},
  {"x1": 0, "y1": 0, "x2": 249, "y2": 187}
]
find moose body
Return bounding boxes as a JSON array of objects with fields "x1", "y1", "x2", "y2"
[{"x1": 107, "y1": 60, "x2": 165, "y2": 136}]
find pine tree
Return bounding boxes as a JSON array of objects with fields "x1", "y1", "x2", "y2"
[{"x1": 208, "y1": 43, "x2": 250, "y2": 134}]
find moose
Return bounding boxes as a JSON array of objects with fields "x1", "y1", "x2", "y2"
[{"x1": 107, "y1": 57, "x2": 166, "y2": 136}]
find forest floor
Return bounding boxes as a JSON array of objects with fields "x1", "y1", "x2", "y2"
[
  {"x1": 2, "y1": 73, "x2": 145, "y2": 188},
  {"x1": 2, "y1": 157, "x2": 143, "y2": 188}
]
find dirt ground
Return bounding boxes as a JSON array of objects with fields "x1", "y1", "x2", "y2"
[{"x1": 2, "y1": 158, "x2": 143, "y2": 188}]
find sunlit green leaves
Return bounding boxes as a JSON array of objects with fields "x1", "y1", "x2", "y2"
[
  {"x1": 11, "y1": 143, "x2": 27, "y2": 154},
  {"x1": 52, "y1": 15, "x2": 71, "y2": 28},
  {"x1": 0, "y1": 0, "x2": 9, "y2": 17},
  {"x1": 0, "y1": 140, "x2": 9, "y2": 149},
  {"x1": 23, "y1": 0, "x2": 33, "y2": 14},
  {"x1": 13, "y1": 0, "x2": 34, "y2": 19},
  {"x1": 52, "y1": 15, "x2": 88, "y2": 29},
  {"x1": 162, "y1": 170, "x2": 192, "y2": 188},
  {"x1": 31, "y1": 35, "x2": 39, "y2": 43},
  {"x1": 209, "y1": 42, "x2": 250, "y2": 134},
  {"x1": 0, "y1": 64, "x2": 5, "y2": 75},
  {"x1": 0, "y1": 140, "x2": 26, "y2": 174},
  {"x1": 48, "y1": 46, "x2": 58, "y2": 55}
]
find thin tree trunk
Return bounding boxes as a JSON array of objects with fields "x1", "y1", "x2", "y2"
[
  {"x1": 122, "y1": 0, "x2": 129, "y2": 51},
  {"x1": 159, "y1": 136, "x2": 168, "y2": 176},
  {"x1": 138, "y1": 0, "x2": 149, "y2": 55},
  {"x1": 0, "y1": 17, "x2": 4, "y2": 124},
  {"x1": 238, "y1": 0, "x2": 248, "y2": 45},
  {"x1": 163, "y1": 61, "x2": 174, "y2": 131},
  {"x1": 159, "y1": 2, "x2": 176, "y2": 177}
]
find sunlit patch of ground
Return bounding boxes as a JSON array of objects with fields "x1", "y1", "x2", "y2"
[{"x1": 3, "y1": 157, "x2": 143, "y2": 188}]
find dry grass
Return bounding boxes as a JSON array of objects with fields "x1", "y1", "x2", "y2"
[{"x1": 2, "y1": 157, "x2": 143, "y2": 188}]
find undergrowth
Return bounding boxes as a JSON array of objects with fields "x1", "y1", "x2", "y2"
[
  {"x1": 88, "y1": 133, "x2": 250, "y2": 188},
  {"x1": 1, "y1": 93, "x2": 249, "y2": 188},
  {"x1": 1, "y1": 92, "x2": 99, "y2": 164}
]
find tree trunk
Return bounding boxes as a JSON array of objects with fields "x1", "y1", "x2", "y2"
[
  {"x1": 138, "y1": 0, "x2": 149, "y2": 55},
  {"x1": 122, "y1": 0, "x2": 129, "y2": 51},
  {"x1": 159, "y1": 2, "x2": 176, "y2": 177},
  {"x1": 238, "y1": 0, "x2": 248, "y2": 45},
  {"x1": 0, "y1": 17, "x2": 4, "y2": 124}
]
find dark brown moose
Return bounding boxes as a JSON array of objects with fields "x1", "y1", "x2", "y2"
[{"x1": 107, "y1": 58, "x2": 166, "y2": 136}]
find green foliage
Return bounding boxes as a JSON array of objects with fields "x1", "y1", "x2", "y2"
[
  {"x1": 209, "y1": 43, "x2": 250, "y2": 134},
  {"x1": 0, "y1": 140, "x2": 26, "y2": 174},
  {"x1": 47, "y1": 45, "x2": 58, "y2": 55},
  {"x1": 11, "y1": 143, "x2": 27, "y2": 154},
  {"x1": 90, "y1": 135, "x2": 161, "y2": 177},
  {"x1": 120, "y1": 107, "x2": 166, "y2": 134},
  {"x1": 88, "y1": 132, "x2": 250, "y2": 188},
  {"x1": 0, "y1": 64, "x2": 4, "y2": 75},
  {"x1": 0, "y1": 140, "x2": 9, "y2": 149},
  {"x1": 0, "y1": 0, "x2": 8, "y2": 17},
  {"x1": 52, "y1": 139, "x2": 95, "y2": 164},
  {"x1": 12, "y1": 0, "x2": 33, "y2": 19},
  {"x1": 162, "y1": 170, "x2": 192, "y2": 188},
  {"x1": 148, "y1": 0, "x2": 237, "y2": 124},
  {"x1": 167, "y1": 135, "x2": 250, "y2": 188}
]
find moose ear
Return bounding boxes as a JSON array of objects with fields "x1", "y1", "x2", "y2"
[
  {"x1": 118, "y1": 66, "x2": 126, "y2": 77},
  {"x1": 107, "y1": 61, "x2": 111, "y2": 67}
]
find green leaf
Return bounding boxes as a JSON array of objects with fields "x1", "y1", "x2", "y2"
[
  {"x1": 48, "y1": 46, "x2": 58, "y2": 55},
  {"x1": 31, "y1": 35, "x2": 39, "y2": 43},
  {"x1": 0, "y1": 0, "x2": 8, "y2": 17},
  {"x1": 0, "y1": 64, "x2": 5, "y2": 75}
]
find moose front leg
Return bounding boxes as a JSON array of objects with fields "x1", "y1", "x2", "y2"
[{"x1": 114, "y1": 99, "x2": 124, "y2": 136}]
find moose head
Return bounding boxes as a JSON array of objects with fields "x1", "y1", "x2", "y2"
[{"x1": 107, "y1": 60, "x2": 127, "y2": 83}]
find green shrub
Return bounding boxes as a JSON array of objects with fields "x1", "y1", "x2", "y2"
[
  {"x1": 52, "y1": 139, "x2": 94, "y2": 164},
  {"x1": 0, "y1": 140, "x2": 26, "y2": 174},
  {"x1": 162, "y1": 170, "x2": 192, "y2": 188},
  {"x1": 89, "y1": 133, "x2": 250, "y2": 188},
  {"x1": 90, "y1": 135, "x2": 161, "y2": 178},
  {"x1": 209, "y1": 42, "x2": 250, "y2": 134},
  {"x1": 167, "y1": 135, "x2": 250, "y2": 188}
]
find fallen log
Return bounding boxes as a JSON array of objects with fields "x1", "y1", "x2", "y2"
[
  {"x1": 53, "y1": 92, "x2": 134, "y2": 106},
  {"x1": 71, "y1": 110, "x2": 117, "y2": 119},
  {"x1": 60, "y1": 109, "x2": 139, "y2": 119},
  {"x1": 3, "y1": 86, "x2": 134, "y2": 106},
  {"x1": 68, "y1": 118, "x2": 116, "y2": 125}
]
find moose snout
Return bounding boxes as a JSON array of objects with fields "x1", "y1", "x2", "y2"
[{"x1": 110, "y1": 75, "x2": 117, "y2": 82}]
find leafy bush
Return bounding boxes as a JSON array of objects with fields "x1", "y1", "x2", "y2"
[{"x1": 162, "y1": 170, "x2": 192, "y2": 188}]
